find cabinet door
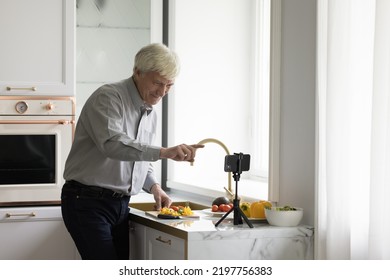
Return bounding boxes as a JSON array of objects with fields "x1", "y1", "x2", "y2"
[
  {"x1": 0, "y1": 0, "x2": 75, "y2": 96},
  {"x1": 145, "y1": 227, "x2": 185, "y2": 260},
  {"x1": 0, "y1": 206, "x2": 79, "y2": 260},
  {"x1": 129, "y1": 221, "x2": 146, "y2": 260}
]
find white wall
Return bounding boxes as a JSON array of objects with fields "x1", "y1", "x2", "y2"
[{"x1": 279, "y1": 0, "x2": 316, "y2": 226}]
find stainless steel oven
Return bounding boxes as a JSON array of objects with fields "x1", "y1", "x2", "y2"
[{"x1": 0, "y1": 96, "x2": 75, "y2": 203}]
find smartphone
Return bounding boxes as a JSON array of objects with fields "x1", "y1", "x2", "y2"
[{"x1": 224, "y1": 153, "x2": 250, "y2": 173}]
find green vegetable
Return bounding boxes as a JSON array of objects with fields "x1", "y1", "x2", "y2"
[{"x1": 276, "y1": 205, "x2": 297, "y2": 211}]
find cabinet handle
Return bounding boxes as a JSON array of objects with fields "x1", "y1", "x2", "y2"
[
  {"x1": 0, "y1": 120, "x2": 75, "y2": 125},
  {"x1": 6, "y1": 86, "x2": 37, "y2": 91},
  {"x1": 5, "y1": 212, "x2": 36, "y2": 218},
  {"x1": 58, "y1": 120, "x2": 76, "y2": 125},
  {"x1": 156, "y1": 236, "x2": 171, "y2": 245}
]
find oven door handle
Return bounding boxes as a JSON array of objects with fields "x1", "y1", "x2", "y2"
[{"x1": 0, "y1": 120, "x2": 75, "y2": 125}]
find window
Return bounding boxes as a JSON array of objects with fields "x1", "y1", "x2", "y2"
[{"x1": 166, "y1": 0, "x2": 278, "y2": 201}]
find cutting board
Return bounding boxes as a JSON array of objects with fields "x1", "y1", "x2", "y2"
[{"x1": 145, "y1": 211, "x2": 200, "y2": 219}]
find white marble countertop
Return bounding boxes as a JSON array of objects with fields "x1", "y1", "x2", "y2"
[{"x1": 129, "y1": 205, "x2": 314, "y2": 242}]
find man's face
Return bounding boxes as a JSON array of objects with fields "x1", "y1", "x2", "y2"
[{"x1": 134, "y1": 70, "x2": 174, "y2": 106}]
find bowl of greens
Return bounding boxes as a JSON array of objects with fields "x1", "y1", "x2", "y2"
[{"x1": 265, "y1": 206, "x2": 303, "y2": 227}]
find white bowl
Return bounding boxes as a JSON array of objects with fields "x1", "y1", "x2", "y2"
[{"x1": 265, "y1": 207, "x2": 303, "y2": 227}]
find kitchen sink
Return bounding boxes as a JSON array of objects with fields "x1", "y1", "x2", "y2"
[{"x1": 129, "y1": 201, "x2": 209, "y2": 211}]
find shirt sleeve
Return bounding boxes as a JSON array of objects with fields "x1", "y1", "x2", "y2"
[{"x1": 142, "y1": 163, "x2": 159, "y2": 193}]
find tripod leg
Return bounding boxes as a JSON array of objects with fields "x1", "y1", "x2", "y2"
[
  {"x1": 215, "y1": 203, "x2": 254, "y2": 228},
  {"x1": 236, "y1": 207, "x2": 254, "y2": 228},
  {"x1": 215, "y1": 206, "x2": 234, "y2": 227}
]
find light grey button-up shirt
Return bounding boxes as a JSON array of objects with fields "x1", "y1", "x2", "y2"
[{"x1": 63, "y1": 77, "x2": 161, "y2": 195}]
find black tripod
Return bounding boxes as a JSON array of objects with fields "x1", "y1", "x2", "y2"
[{"x1": 215, "y1": 153, "x2": 253, "y2": 228}]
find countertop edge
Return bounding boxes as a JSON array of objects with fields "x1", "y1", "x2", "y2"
[
  {"x1": 0, "y1": 201, "x2": 61, "y2": 208},
  {"x1": 129, "y1": 211, "x2": 188, "y2": 240}
]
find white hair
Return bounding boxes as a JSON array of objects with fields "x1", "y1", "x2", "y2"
[{"x1": 133, "y1": 43, "x2": 180, "y2": 80}]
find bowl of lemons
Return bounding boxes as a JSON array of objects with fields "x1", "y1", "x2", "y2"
[{"x1": 265, "y1": 206, "x2": 303, "y2": 227}]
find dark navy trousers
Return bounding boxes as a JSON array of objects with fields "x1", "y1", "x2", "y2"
[{"x1": 61, "y1": 181, "x2": 131, "y2": 260}]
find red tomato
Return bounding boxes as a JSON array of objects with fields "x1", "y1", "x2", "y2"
[
  {"x1": 222, "y1": 204, "x2": 231, "y2": 212},
  {"x1": 170, "y1": 206, "x2": 179, "y2": 212},
  {"x1": 228, "y1": 203, "x2": 233, "y2": 208},
  {"x1": 218, "y1": 204, "x2": 226, "y2": 212},
  {"x1": 211, "y1": 205, "x2": 219, "y2": 212}
]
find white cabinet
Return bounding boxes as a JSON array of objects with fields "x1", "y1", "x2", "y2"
[
  {"x1": 145, "y1": 227, "x2": 185, "y2": 260},
  {"x1": 129, "y1": 221, "x2": 185, "y2": 260},
  {"x1": 0, "y1": 206, "x2": 79, "y2": 260},
  {"x1": 129, "y1": 221, "x2": 146, "y2": 260},
  {"x1": 0, "y1": 0, "x2": 75, "y2": 96},
  {"x1": 129, "y1": 221, "x2": 240, "y2": 260},
  {"x1": 129, "y1": 218, "x2": 314, "y2": 260}
]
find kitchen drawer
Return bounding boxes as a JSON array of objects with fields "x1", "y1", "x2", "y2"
[
  {"x1": 0, "y1": 206, "x2": 79, "y2": 259},
  {"x1": 0, "y1": 206, "x2": 63, "y2": 222}
]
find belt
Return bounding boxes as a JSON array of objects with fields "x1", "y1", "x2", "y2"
[{"x1": 64, "y1": 180, "x2": 128, "y2": 198}]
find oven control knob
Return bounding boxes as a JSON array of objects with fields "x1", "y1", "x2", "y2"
[
  {"x1": 15, "y1": 101, "x2": 28, "y2": 114},
  {"x1": 46, "y1": 102, "x2": 55, "y2": 111}
]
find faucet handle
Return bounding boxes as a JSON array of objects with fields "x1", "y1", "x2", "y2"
[{"x1": 224, "y1": 187, "x2": 235, "y2": 200}]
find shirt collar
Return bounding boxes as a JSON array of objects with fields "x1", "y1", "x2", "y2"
[{"x1": 141, "y1": 104, "x2": 153, "y2": 115}]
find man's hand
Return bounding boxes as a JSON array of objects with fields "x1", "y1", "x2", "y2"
[
  {"x1": 160, "y1": 144, "x2": 204, "y2": 162},
  {"x1": 150, "y1": 184, "x2": 172, "y2": 211}
]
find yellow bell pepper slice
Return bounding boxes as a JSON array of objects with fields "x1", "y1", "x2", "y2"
[{"x1": 250, "y1": 200, "x2": 272, "y2": 218}]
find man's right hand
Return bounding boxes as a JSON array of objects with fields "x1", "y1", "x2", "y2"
[{"x1": 160, "y1": 144, "x2": 204, "y2": 162}]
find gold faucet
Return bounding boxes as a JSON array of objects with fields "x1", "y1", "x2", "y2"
[{"x1": 191, "y1": 138, "x2": 233, "y2": 197}]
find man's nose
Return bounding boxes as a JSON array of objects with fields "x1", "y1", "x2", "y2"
[{"x1": 157, "y1": 84, "x2": 168, "y2": 96}]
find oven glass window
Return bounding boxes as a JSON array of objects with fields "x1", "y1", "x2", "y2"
[{"x1": 0, "y1": 135, "x2": 56, "y2": 184}]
